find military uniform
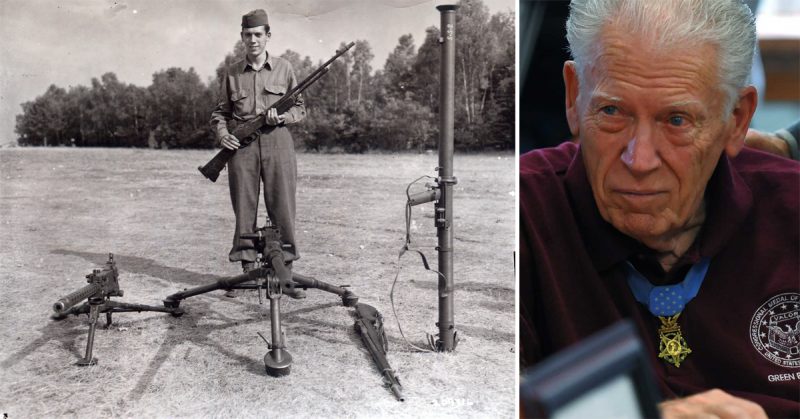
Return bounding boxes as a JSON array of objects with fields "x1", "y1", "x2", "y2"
[{"x1": 210, "y1": 10, "x2": 306, "y2": 265}]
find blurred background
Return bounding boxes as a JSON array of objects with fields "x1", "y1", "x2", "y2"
[{"x1": 519, "y1": 0, "x2": 800, "y2": 153}]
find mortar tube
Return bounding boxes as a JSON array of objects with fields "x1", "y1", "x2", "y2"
[{"x1": 436, "y1": 4, "x2": 458, "y2": 352}]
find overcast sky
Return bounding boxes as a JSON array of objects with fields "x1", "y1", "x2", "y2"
[{"x1": 0, "y1": 0, "x2": 514, "y2": 145}]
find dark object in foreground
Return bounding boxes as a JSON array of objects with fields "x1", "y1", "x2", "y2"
[
  {"x1": 198, "y1": 42, "x2": 356, "y2": 182},
  {"x1": 354, "y1": 303, "x2": 404, "y2": 401},
  {"x1": 163, "y1": 225, "x2": 361, "y2": 378},
  {"x1": 52, "y1": 253, "x2": 183, "y2": 366},
  {"x1": 520, "y1": 320, "x2": 661, "y2": 418},
  {"x1": 404, "y1": 5, "x2": 459, "y2": 352}
]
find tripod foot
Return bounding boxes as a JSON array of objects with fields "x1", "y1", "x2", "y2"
[
  {"x1": 264, "y1": 349, "x2": 292, "y2": 377},
  {"x1": 342, "y1": 290, "x2": 359, "y2": 307},
  {"x1": 76, "y1": 357, "x2": 97, "y2": 366},
  {"x1": 163, "y1": 299, "x2": 183, "y2": 317}
]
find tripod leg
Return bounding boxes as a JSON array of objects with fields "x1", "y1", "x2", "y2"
[
  {"x1": 264, "y1": 293, "x2": 292, "y2": 377},
  {"x1": 101, "y1": 301, "x2": 184, "y2": 317},
  {"x1": 77, "y1": 299, "x2": 102, "y2": 366},
  {"x1": 291, "y1": 273, "x2": 358, "y2": 306}
]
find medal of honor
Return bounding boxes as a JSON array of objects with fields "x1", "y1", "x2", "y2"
[
  {"x1": 657, "y1": 313, "x2": 692, "y2": 367},
  {"x1": 625, "y1": 257, "x2": 711, "y2": 368}
]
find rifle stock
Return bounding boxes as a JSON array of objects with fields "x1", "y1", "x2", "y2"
[
  {"x1": 198, "y1": 42, "x2": 355, "y2": 182},
  {"x1": 355, "y1": 303, "x2": 404, "y2": 401},
  {"x1": 197, "y1": 148, "x2": 235, "y2": 182}
]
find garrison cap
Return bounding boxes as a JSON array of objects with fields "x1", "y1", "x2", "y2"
[{"x1": 242, "y1": 9, "x2": 269, "y2": 28}]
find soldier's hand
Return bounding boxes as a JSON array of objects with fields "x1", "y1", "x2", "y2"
[
  {"x1": 745, "y1": 128, "x2": 791, "y2": 158},
  {"x1": 265, "y1": 108, "x2": 286, "y2": 126},
  {"x1": 220, "y1": 134, "x2": 240, "y2": 150},
  {"x1": 659, "y1": 389, "x2": 767, "y2": 419}
]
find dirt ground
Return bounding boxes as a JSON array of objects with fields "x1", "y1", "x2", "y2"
[{"x1": 0, "y1": 148, "x2": 515, "y2": 418}]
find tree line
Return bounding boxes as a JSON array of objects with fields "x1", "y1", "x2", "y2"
[{"x1": 15, "y1": 0, "x2": 513, "y2": 152}]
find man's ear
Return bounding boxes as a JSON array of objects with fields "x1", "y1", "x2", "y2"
[
  {"x1": 563, "y1": 61, "x2": 581, "y2": 137},
  {"x1": 724, "y1": 85, "x2": 757, "y2": 158}
]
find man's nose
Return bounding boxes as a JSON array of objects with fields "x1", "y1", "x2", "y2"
[{"x1": 620, "y1": 124, "x2": 661, "y2": 174}]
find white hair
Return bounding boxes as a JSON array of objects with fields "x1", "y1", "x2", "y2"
[{"x1": 566, "y1": 0, "x2": 756, "y2": 113}]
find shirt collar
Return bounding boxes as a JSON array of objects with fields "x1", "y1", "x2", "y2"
[
  {"x1": 564, "y1": 145, "x2": 753, "y2": 273},
  {"x1": 242, "y1": 52, "x2": 274, "y2": 72}
]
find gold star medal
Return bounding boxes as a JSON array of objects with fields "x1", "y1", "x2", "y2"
[{"x1": 657, "y1": 313, "x2": 692, "y2": 367}]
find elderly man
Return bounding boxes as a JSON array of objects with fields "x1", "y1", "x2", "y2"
[
  {"x1": 519, "y1": 0, "x2": 799, "y2": 417},
  {"x1": 211, "y1": 9, "x2": 306, "y2": 298}
]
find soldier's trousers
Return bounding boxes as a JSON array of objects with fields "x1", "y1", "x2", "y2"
[{"x1": 227, "y1": 128, "x2": 297, "y2": 263}]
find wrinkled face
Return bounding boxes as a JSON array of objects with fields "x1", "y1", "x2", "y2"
[
  {"x1": 241, "y1": 26, "x2": 270, "y2": 58},
  {"x1": 564, "y1": 26, "x2": 753, "y2": 248}
]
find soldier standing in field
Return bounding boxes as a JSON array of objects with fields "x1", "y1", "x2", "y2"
[{"x1": 210, "y1": 9, "x2": 306, "y2": 299}]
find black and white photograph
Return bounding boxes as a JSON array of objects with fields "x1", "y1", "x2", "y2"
[{"x1": 0, "y1": 0, "x2": 515, "y2": 417}]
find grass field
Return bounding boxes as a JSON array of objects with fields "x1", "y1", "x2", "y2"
[{"x1": 0, "y1": 147, "x2": 515, "y2": 418}]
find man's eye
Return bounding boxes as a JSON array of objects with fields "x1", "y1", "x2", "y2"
[
  {"x1": 601, "y1": 106, "x2": 618, "y2": 116},
  {"x1": 669, "y1": 115, "x2": 685, "y2": 126}
]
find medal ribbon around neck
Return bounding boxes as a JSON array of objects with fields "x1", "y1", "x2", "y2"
[{"x1": 624, "y1": 257, "x2": 711, "y2": 367}]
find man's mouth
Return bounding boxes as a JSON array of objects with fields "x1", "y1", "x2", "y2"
[
  {"x1": 616, "y1": 189, "x2": 663, "y2": 196},
  {"x1": 613, "y1": 188, "x2": 667, "y2": 207}
]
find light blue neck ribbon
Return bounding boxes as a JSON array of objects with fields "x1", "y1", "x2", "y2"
[{"x1": 625, "y1": 257, "x2": 711, "y2": 317}]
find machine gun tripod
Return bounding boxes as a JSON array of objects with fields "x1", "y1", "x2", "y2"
[
  {"x1": 163, "y1": 225, "x2": 359, "y2": 376},
  {"x1": 52, "y1": 253, "x2": 184, "y2": 366}
]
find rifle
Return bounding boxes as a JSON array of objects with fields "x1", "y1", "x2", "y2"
[
  {"x1": 199, "y1": 41, "x2": 356, "y2": 182},
  {"x1": 52, "y1": 253, "x2": 182, "y2": 365},
  {"x1": 354, "y1": 303, "x2": 405, "y2": 401}
]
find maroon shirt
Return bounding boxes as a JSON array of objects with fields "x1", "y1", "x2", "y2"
[{"x1": 520, "y1": 142, "x2": 800, "y2": 417}]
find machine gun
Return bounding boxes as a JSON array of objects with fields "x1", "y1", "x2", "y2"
[
  {"x1": 355, "y1": 303, "x2": 404, "y2": 401},
  {"x1": 52, "y1": 253, "x2": 183, "y2": 366},
  {"x1": 162, "y1": 226, "x2": 402, "y2": 399},
  {"x1": 198, "y1": 42, "x2": 356, "y2": 182},
  {"x1": 164, "y1": 225, "x2": 358, "y2": 376}
]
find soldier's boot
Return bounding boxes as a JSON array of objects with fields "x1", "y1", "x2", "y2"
[{"x1": 225, "y1": 261, "x2": 257, "y2": 298}]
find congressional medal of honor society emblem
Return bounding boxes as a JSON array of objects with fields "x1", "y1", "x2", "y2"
[{"x1": 750, "y1": 292, "x2": 800, "y2": 368}]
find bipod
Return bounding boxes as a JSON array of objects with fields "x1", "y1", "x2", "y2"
[
  {"x1": 51, "y1": 254, "x2": 184, "y2": 366},
  {"x1": 162, "y1": 225, "x2": 358, "y2": 376},
  {"x1": 53, "y1": 298, "x2": 183, "y2": 366}
]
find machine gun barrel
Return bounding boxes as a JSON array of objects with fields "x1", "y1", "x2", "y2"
[
  {"x1": 53, "y1": 253, "x2": 120, "y2": 315},
  {"x1": 198, "y1": 42, "x2": 356, "y2": 182},
  {"x1": 53, "y1": 282, "x2": 103, "y2": 314}
]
